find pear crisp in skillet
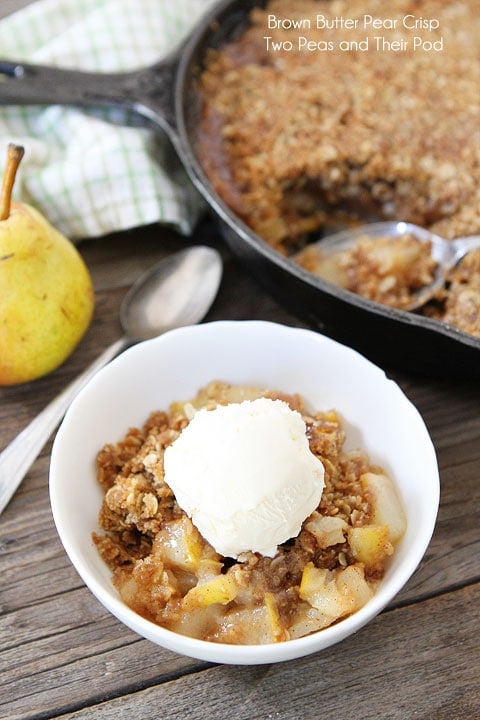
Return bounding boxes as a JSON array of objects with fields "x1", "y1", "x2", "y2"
[{"x1": 196, "y1": 0, "x2": 480, "y2": 336}]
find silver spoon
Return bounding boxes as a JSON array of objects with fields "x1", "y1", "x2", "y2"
[
  {"x1": 0, "y1": 244, "x2": 222, "y2": 516},
  {"x1": 302, "y1": 221, "x2": 480, "y2": 311}
]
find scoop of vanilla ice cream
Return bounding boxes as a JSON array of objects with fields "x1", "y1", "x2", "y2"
[{"x1": 163, "y1": 397, "x2": 325, "y2": 559}]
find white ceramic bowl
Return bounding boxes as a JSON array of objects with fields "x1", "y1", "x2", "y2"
[{"x1": 49, "y1": 320, "x2": 439, "y2": 665}]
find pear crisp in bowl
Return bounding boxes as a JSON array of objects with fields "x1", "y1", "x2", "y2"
[
  {"x1": 49, "y1": 321, "x2": 440, "y2": 664},
  {"x1": 92, "y1": 381, "x2": 407, "y2": 645}
]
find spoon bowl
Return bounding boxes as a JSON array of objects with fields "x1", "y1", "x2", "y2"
[
  {"x1": 304, "y1": 221, "x2": 480, "y2": 311},
  {"x1": 121, "y1": 245, "x2": 222, "y2": 341}
]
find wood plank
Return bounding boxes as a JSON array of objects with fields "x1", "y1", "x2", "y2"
[
  {"x1": 78, "y1": 225, "x2": 193, "y2": 293},
  {"x1": 395, "y1": 434, "x2": 480, "y2": 604},
  {"x1": 22, "y1": 582, "x2": 479, "y2": 720},
  {"x1": 0, "y1": 616, "x2": 205, "y2": 720},
  {"x1": 2, "y1": 511, "x2": 480, "y2": 717}
]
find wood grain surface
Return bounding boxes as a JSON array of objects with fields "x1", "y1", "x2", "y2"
[{"x1": 1, "y1": 3, "x2": 479, "y2": 719}]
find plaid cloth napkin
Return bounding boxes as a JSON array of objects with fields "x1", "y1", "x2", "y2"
[{"x1": 0, "y1": 0, "x2": 218, "y2": 239}]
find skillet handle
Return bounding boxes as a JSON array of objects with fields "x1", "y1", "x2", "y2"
[{"x1": 0, "y1": 55, "x2": 180, "y2": 144}]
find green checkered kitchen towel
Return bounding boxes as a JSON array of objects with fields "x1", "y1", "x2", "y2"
[{"x1": 0, "y1": 0, "x2": 218, "y2": 240}]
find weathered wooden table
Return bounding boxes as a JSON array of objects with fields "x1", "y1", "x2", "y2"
[{"x1": 1, "y1": 3, "x2": 480, "y2": 718}]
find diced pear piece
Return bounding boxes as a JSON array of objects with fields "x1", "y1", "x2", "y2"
[
  {"x1": 183, "y1": 573, "x2": 239, "y2": 609},
  {"x1": 299, "y1": 563, "x2": 347, "y2": 620},
  {"x1": 119, "y1": 576, "x2": 139, "y2": 606},
  {"x1": 305, "y1": 513, "x2": 348, "y2": 547},
  {"x1": 335, "y1": 564, "x2": 374, "y2": 612},
  {"x1": 264, "y1": 592, "x2": 287, "y2": 642},
  {"x1": 299, "y1": 562, "x2": 374, "y2": 624},
  {"x1": 167, "y1": 604, "x2": 220, "y2": 640},
  {"x1": 297, "y1": 248, "x2": 350, "y2": 288},
  {"x1": 153, "y1": 517, "x2": 205, "y2": 572},
  {"x1": 289, "y1": 602, "x2": 336, "y2": 639},
  {"x1": 196, "y1": 558, "x2": 224, "y2": 583},
  {"x1": 216, "y1": 598, "x2": 288, "y2": 644},
  {"x1": 348, "y1": 525, "x2": 393, "y2": 574},
  {"x1": 361, "y1": 472, "x2": 407, "y2": 543}
]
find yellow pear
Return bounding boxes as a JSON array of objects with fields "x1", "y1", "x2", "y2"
[{"x1": 0, "y1": 144, "x2": 94, "y2": 385}]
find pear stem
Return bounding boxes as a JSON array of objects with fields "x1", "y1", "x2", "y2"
[{"x1": 0, "y1": 144, "x2": 25, "y2": 221}]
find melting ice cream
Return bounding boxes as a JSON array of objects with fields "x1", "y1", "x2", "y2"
[{"x1": 163, "y1": 397, "x2": 325, "y2": 559}]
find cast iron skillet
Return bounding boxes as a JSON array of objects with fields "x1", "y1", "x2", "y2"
[{"x1": 1, "y1": 0, "x2": 479, "y2": 378}]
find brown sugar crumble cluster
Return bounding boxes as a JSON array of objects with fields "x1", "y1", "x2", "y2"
[
  {"x1": 93, "y1": 381, "x2": 406, "y2": 645},
  {"x1": 197, "y1": 0, "x2": 480, "y2": 336}
]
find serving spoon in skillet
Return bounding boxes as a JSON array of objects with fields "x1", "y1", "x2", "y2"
[{"x1": 299, "y1": 221, "x2": 480, "y2": 311}]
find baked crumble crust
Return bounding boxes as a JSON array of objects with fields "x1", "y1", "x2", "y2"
[{"x1": 197, "y1": 0, "x2": 480, "y2": 249}]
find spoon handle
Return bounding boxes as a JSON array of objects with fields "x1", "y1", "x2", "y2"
[
  {"x1": 452, "y1": 235, "x2": 480, "y2": 265},
  {"x1": 0, "y1": 336, "x2": 127, "y2": 517}
]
